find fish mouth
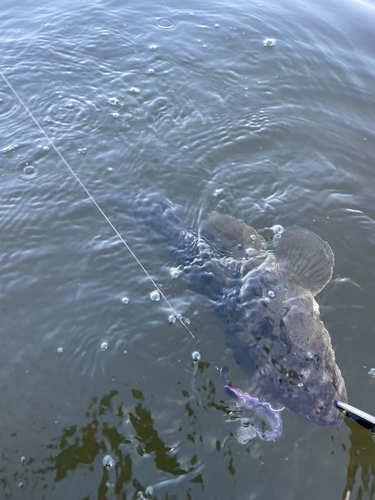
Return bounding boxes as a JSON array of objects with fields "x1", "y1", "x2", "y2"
[
  {"x1": 312, "y1": 378, "x2": 348, "y2": 426},
  {"x1": 305, "y1": 399, "x2": 345, "y2": 426},
  {"x1": 320, "y1": 400, "x2": 346, "y2": 426}
]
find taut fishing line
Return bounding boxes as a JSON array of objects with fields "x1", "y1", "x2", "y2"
[{"x1": 0, "y1": 70, "x2": 195, "y2": 339}]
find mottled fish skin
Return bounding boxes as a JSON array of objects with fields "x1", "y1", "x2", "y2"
[
  {"x1": 218, "y1": 257, "x2": 347, "y2": 426},
  {"x1": 122, "y1": 194, "x2": 347, "y2": 426},
  {"x1": 197, "y1": 215, "x2": 347, "y2": 426}
]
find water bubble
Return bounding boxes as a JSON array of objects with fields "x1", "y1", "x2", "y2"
[
  {"x1": 107, "y1": 167, "x2": 113, "y2": 172},
  {"x1": 264, "y1": 297, "x2": 270, "y2": 303},
  {"x1": 306, "y1": 351, "x2": 314, "y2": 359},
  {"x1": 246, "y1": 248, "x2": 254, "y2": 256},
  {"x1": 169, "y1": 315, "x2": 176, "y2": 324},
  {"x1": 268, "y1": 290, "x2": 275, "y2": 298},
  {"x1": 57, "y1": 347, "x2": 63, "y2": 354},
  {"x1": 108, "y1": 97, "x2": 119, "y2": 106},
  {"x1": 185, "y1": 317, "x2": 191, "y2": 324},
  {"x1": 18, "y1": 482, "x2": 23, "y2": 488},
  {"x1": 4, "y1": 144, "x2": 19, "y2": 153},
  {"x1": 101, "y1": 342, "x2": 108, "y2": 352},
  {"x1": 78, "y1": 148, "x2": 87, "y2": 154},
  {"x1": 192, "y1": 351, "x2": 201, "y2": 361},
  {"x1": 130, "y1": 87, "x2": 140, "y2": 93},
  {"x1": 145, "y1": 486, "x2": 154, "y2": 496},
  {"x1": 147, "y1": 69, "x2": 155, "y2": 74},
  {"x1": 157, "y1": 18, "x2": 174, "y2": 29},
  {"x1": 65, "y1": 102, "x2": 73, "y2": 108},
  {"x1": 250, "y1": 234, "x2": 256, "y2": 241},
  {"x1": 122, "y1": 297, "x2": 129, "y2": 304},
  {"x1": 215, "y1": 24, "x2": 220, "y2": 27},
  {"x1": 263, "y1": 38, "x2": 275, "y2": 47},
  {"x1": 103, "y1": 455, "x2": 114, "y2": 467},
  {"x1": 149, "y1": 45, "x2": 157, "y2": 51},
  {"x1": 170, "y1": 268, "x2": 180, "y2": 279},
  {"x1": 150, "y1": 290, "x2": 161, "y2": 301},
  {"x1": 20, "y1": 456, "x2": 26, "y2": 463},
  {"x1": 123, "y1": 349, "x2": 128, "y2": 354},
  {"x1": 44, "y1": 146, "x2": 49, "y2": 151},
  {"x1": 23, "y1": 165, "x2": 35, "y2": 175},
  {"x1": 368, "y1": 368, "x2": 375, "y2": 378},
  {"x1": 111, "y1": 113, "x2": 119, "y2": 119},
  {"x1": 213, "y1": 188, "x2": 223, "y2": 197},
  {"x1": 272, "y1": 225, "x2": 284, "y2": 234}
]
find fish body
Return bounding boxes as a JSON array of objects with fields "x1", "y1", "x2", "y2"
[{"x1": 126, "y1": 195, "x2": 347, "y2": 426}]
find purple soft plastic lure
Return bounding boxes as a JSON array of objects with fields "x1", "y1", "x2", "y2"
[{"x1": 222, "y1": 368, "x2": 283, "y2": 441}]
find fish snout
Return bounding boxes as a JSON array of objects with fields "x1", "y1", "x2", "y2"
[{"x1": 313, "y1": 376, "x2": 347, "y2": 426}]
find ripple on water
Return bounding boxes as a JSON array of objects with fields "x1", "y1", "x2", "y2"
[
  {"x1": 157, "y1": 18, "x2": 174, "y2": 29},
  {"x1": 1, "y1": 2, "x2": 374, "y2": 498},
  {"x1": 23, "y1": 165, "x2": 36, "y2": 176}
]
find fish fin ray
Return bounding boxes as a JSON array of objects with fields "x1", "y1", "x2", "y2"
[{"x1": 275, "y1": 226, "x2": 334, "y2": 295}]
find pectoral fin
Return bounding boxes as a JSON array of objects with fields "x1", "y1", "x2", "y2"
[
  {"x1": 276, "y1": 226, "x2": 334, "y2": 296},
  {"x1": 199, "y1": 212, "x2": 265, "y2": 259}
]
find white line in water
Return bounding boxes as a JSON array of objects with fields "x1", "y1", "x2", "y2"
[{"x1": 0, "y1": 70, "x2": 195, "y2": 339}]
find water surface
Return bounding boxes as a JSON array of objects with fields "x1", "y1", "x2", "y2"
[{"x1": 1, "y1": 0, "x2": 375, "y2": 498}]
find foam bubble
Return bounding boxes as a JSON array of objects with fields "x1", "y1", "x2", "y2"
[
  {"x1": 103, "y1": 455, "x2": 114, "y2": 467},
  {"x1": 263, "y1": 38, "x2": 275, "y2": 47},
  {"x1": 150, "y1": 290, "x2": 161, "y2": 301},
  {"x1": 170, "y1": 268, "x2": 180, "y2": 279}
]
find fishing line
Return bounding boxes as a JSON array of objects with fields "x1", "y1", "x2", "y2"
[{"x1": 0, "y1": 70, "x2": 195, "y2": 339}]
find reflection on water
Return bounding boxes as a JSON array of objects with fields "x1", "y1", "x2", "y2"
[
  {"x1": 343, "y1": 419, "x2": 375, "y2": 500},
  {"x1": 30, "y1": 388, "x2": 204, "y2": 499}
]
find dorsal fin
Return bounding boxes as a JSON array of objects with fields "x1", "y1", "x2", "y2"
[
  {"x1": 275, "y1": 226, "x2": 334, "y2": 296},
  {"x1": 199, "y1": 212, "x2": 265, "y2": 258}
]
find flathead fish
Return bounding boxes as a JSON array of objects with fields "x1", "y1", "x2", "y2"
[{"x1": 127, "y1": 195, "x2": 348, "y2": 426}]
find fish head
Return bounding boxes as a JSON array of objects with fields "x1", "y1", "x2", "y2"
[{"x1": 278, "y1": 292, "x2": 347, "y2": 426}]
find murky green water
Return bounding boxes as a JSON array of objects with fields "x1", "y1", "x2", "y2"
[{"x1": 1, "y1": 0, "x2": 375, "y2": 498}]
